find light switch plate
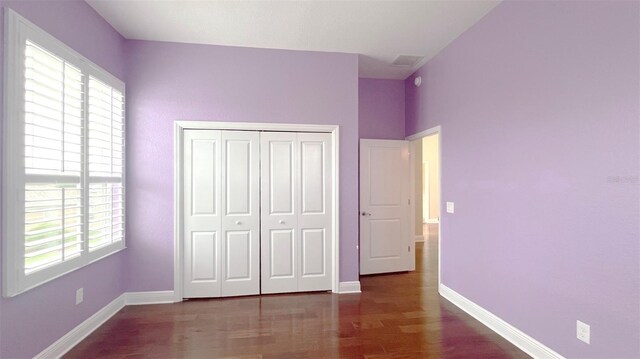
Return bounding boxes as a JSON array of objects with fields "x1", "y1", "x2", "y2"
[
  {"x1": 577, "y1": 320, "x2": 590, "y2": 344},
  {"x1": 76, "y1": 288, "x2": 83, "y2": 305},
  {"x1": 446, "y1": 202, "x2": 455, "y2": 214}
]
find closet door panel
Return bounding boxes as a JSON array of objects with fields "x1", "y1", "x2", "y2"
[
  {"x1": 300, "y1": 141, "x2": 325, "y2": 214},
  {"x1": 301, "y1": 228, "x2": 325, "y2": 276},
  {"x1": 221, "y1": 131, "x2": 260, "y2": 297},
  {"x1": 297, "y1": 133, "x2": 332, "y2": 291},
  {"x1": 225, "y1": 140, "x2": 251, "y2": 214},
  {"x1": 183, "y1": 130, "x2": 222, "y2": 298},
  {"x1": 191, "y1": 232, "x2": 217, "y2": 280},
  {"x1": 225, "y1": 230, "x2": 251, "y2": 279},
  {"x1": 270, "y1": 229, "x2": 295, "y2": 277},
  {"x1": 269, "y1": 141, "x2": 295, "y2": 214},
  {"x1": 261, "y1": 132, "x2": 298, "y2": 294}
]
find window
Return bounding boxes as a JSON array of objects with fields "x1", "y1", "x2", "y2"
[{"x1": 3, "y1": 10, "x2": 125, "y2": 296}]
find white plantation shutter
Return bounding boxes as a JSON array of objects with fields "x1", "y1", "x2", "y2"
[
  {"x1": 24, "y1": 184, "x2": 83, "y2": 273},
  {"x1": 23, "y1": 41, "x2": 84, "y2": 273},
  {"x1": 88, "y1": 77, "x2": 125, "y2": 250},
  {"x1": 3, "y1": 11, "x2": 126, "y2": 296}
]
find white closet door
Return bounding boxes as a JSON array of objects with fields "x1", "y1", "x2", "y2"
[
  {"x1": 261, "y1": 132, "x2": 332, "y2": 294},
  {"x1": 220, "y1": 131, "x2": 260, "y2": 296},
  {"x1": 297, "y1": 133, "x2": 332, "y2": 291},
  {"x1": 260, "y1": 132, "x2": 299, "y2": 294},
  {"x1": 183, "y1": 130, "x2": 222, "y2": 298}
]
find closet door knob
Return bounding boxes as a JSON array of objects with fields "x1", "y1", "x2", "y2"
[
  {"x1": 235, "y1": 220, "x2": 241, "y2": 225},
  {"x1": 279, "y1": 220, "x2": 285, "y2": 224}
]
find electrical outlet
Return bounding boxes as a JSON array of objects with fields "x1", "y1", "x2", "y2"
[
  {"x1": 446, "y1": 202, "x2": 455, "y2": 214},
  {"x1": 577, "y1": 320, "x2": 590, "y2": 344},
  {"x1": 76, "y1": 288, "x2": 83, "y2": 305}
]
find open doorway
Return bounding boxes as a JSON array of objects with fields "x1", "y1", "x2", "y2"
[
  {"x1": 408, "y1": 126, "x2": 441, "y2": 283},
  {"x1": 421, "y1": 132, "x2": 440, "y2": 239}
]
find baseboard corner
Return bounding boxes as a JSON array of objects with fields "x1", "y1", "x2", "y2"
[{"x1": 338, "y1": 281, "x2": 361, "y2": 294}]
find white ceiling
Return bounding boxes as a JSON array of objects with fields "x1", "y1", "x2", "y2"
[{"x1": 86, "y1": 0, "x2": 501, "y2": 80}]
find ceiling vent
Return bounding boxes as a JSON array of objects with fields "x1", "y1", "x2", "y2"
[{"x1": 391, "y1": 55, "x2": 424, "y2": 68}]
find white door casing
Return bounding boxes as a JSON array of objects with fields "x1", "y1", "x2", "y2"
[
  {"x1": 183, "y1": 130, "x2": 222, "y2": 297},
  {"x1": 261, "y1": 132, "x2": 332, "y2": 294},
  {"x1": 220, "y1": 131, "x2": 260, "y2": 296},
  {"x1": 359, "y1": 139, "x2": 411, "y2": 275}
]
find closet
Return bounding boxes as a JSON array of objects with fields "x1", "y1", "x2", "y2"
[{"x1": 182, "y1": 129, "x2": 332, "y2": 298}]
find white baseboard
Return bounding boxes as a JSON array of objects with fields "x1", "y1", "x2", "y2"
[
  {"x1": 415, "y1": 235, "x2": 425, "y2": 242},
  {"x1": 34, "y1": 293, "x2": 126, "y2": 359},
  {"x1": 439, "y1": 284, "x2": 564, "y2": 359},
  {"x1": 338, "y1": 281, "x2": 361, "y2": 294},
  {"x1": 34, "y1": 290, "x2": 176, "y2": 358},
  {"x1": 125, "y1": 290, "x2": 176, "y2": 305}
]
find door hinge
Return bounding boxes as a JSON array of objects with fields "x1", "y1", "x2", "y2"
[
  {"x1": 408, "y1": 245, "x2": 411, "y2": 252},
  {"x1": 408, "y1": 199, "x2": 410, "y2": 205}
]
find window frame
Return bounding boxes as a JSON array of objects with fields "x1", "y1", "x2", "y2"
[{"x1": 3, "y1": 9, "x2": 126, "y2": 297}]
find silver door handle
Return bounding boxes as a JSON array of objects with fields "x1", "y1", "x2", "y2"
[
  {"x1": 361, "y1": 212, "x2": 371, "y2": 216},
  {"x1": 279, "y1": 220, "x2": 285, "y2": 224},
  {"x1": 235, "y1": 220, "x2": 242, "y2": 225}
]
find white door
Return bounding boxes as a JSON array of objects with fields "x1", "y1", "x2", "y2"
[
  {"x1": 297, "y1": 133, "x2": 332, "y2": 292},
  {"x1": 183, "y1": 130, "x2": 260, "y2": 298},
  {"x1": 360, "y1": 139, "x2": 411, "y2": 275},
  {"x1": 261, "y1": 132, "x2": 332, "y2": 294},
  {"x1": 183, "y1": 130, "x2": 222, "y2": 297},
  {"x1": 261, "y1": 132, "x2": 298, "y2": 293},
  {"x1": 220, "y1": 131, "x2": 260, "y2": 296}
]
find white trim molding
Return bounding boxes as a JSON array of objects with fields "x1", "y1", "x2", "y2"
[
  {"x1": 34, "y1": 294, "x2": 126, "y2": 359},
  {"x1": 440, "y1": 284, "x2": 565, "y2": 359},
  {"x1": 125, "y1": 291, "x2": 176, "y2": 306},
  {"x1": 406, "y1": 126, "x2": 441, "y2": 141},
  {"x1": 426, "y1": 218, "x2": 440, "y2": 224},
  {"x1": 174, "y1": 121, "x2": 341, "y2": 300},
  {"x1": 338, "y1": 281, "x2": 361, "y2": 294}
]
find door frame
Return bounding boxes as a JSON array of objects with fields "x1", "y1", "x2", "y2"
[
  {"x1": 174, "y1": 121, "x2": 340, "y2": 302},
  {"x1": 406, "y1": 125, "x2": 442, "y2": 288}
]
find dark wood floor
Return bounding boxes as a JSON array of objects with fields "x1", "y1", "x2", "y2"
[{"x1": 66, "y1": 225, "x2": 529, "y2": 358}]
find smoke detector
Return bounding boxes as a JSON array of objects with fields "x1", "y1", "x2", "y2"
[{"x1": 391, "y1": 55, "x2": 424, "y2": 68}]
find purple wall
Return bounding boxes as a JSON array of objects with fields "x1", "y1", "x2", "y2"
[
  {"x1": 359, "y1": 78, "x2": 405, "y2": 139},
  {"x1": 405, "y1": 1, "x2": 639, "y2": 358},
  {"x1": 0, "y1": 1, "x2": 128, "y2": 358},
  {"x1": 124, "y1": 40, "x2": 359, "y2": 291}
]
